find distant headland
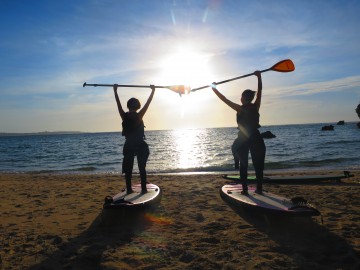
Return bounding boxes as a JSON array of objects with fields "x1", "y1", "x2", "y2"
[{"x1": 0, "y1": 131, "x2": 86, "y2": 137}]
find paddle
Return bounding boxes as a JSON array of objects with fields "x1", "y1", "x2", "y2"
[
  {"x1": 190, "y1": 59, "x2": 295, "y2": 92},
  {"x1": 83, "y1": 82, "x2": 190, "y2": 96}
]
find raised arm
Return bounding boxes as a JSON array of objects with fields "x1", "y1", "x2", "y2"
[
  {"x1": 253, "y1": 71, "x2": 262, "y2": 111},
  {"x1": 138, "y1": 85, "x2": 155, "y2": 118},
  {"x1": 211, "y1": 83, "x2": 241, "y2": 112},
  {"x1": 113, "y1": 84, "x2": 125, "y2": 119}
]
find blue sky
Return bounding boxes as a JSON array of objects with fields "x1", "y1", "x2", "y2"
[{"x1": 1, "y1": 0, "x2": 359, "y2": 132}]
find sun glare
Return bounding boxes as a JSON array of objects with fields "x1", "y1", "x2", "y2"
[
  {"x1": 156, "y1": 47, "x2": 214, "y2": 90},
  {"x1": 155, "y1": 46, "x2": 215, "y2": 120}
]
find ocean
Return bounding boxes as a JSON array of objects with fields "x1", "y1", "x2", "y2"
[{"x1": 0, "y1": 123, "x2": 359, "y2": 174}]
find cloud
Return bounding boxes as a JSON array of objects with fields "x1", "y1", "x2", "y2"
[{"x1": 268, "y1": 75, "x2": 360, "y2": 97}]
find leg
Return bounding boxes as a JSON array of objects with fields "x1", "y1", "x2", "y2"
[
  {"x1": 123, "y1": 155, "x2": 135, "y2": 193},
  {"x1": 232, "y1": 138, "x2": 240, "y2": 169},
  {"x1": 238, "y1": 141, "x2": 250, "y2": 193},
  {"x1": 123, "y1": 143, "x2": 135, "y2": 194},
  {"x1": 249, "y1": 132, "x2": 266, "y2": 193},
  {"x1": 136, "y1": 142, "x2": 150, "y2": 193}
]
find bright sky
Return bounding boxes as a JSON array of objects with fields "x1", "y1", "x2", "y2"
[{"x1": 1, "y1": 0, "x2": 359, "y2": 132}]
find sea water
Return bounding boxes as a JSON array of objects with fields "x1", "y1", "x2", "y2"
[{"x1": 0, "y1": 123, "x2": 359, "y2": 174}]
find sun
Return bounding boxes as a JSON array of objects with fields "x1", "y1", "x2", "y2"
[
  {"x1": 154, "y1": 46, "x2": 215, "y2": 124},
  {"x1": 155, "y1": 46, "x2": 214, "y2": 90}
]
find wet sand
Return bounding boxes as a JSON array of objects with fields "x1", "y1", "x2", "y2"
[{"x1": 1, "y1": 170, "x2": 359, "y2": 269}]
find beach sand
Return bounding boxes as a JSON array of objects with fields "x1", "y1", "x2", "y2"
[{"x1": 1, "y1": 170, "x2": 359, "y2": 269}]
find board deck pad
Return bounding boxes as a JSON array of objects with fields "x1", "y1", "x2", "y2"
[
  {"x1": 103, "y1": 183, "x2": 161, "y2": 209},
  {"x1": 220, "y1": 184, "x2": 320, "y2": 216},
  {"x1": 222, "y1": 171, "x2": 353, "y2": 184}
]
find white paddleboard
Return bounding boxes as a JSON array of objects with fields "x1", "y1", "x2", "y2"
[
  {"x1": 103, "y1": 183, "x2": 161, "y2": 209},
  {"x1": 222, "y1": 171, "x2": 353, "y2": 184},
  {"x1": 220, "y1": 184, "x2": 320, "y2": 216}
]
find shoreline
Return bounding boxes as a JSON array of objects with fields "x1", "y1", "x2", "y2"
[
  {"x1": 1, "y1": 167, "x2": 359, "y2": 176},
  {"x1": 1, "y1": 170, "x2": 359, "y2": 269}
]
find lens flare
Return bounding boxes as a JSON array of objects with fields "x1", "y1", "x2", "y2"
[{"x1": 144, "y1": 213, "x2": 173, "y2": 225}]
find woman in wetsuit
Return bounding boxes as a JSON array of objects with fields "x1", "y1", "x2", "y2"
[
  {"x1": 113, "y1": 84, "x2": 155, "y2": 194},
  {"x1": 211, "y1": 71, "x2": 266, "y2": 195}
]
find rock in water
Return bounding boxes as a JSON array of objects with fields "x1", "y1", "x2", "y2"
[
  {"x1": 261, "y1": 131, "x2": 276, "y2": 138},
  {"x1": 321, "y1": 125, "x2": 334, "y2": 131}
]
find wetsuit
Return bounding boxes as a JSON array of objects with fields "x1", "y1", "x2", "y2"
[
  {"x1": 122, "y1": 112, "x2": 149, "y2": 192},
  {"x1": 233, "y1": 103, "x2": 266, "y2": 193}
]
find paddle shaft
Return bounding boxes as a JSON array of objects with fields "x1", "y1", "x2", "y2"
[
  {"x1": 83, "y1": 83, "x2": 168, "y2": 89},
  {"x1": 191, "y1": 68, "x2": 271, "y2": 92}
]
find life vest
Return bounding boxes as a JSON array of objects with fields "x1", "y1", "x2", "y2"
[
  {"x1": 236, "y1": 103, "x2": 260, "y2": 139},
  {"x1": 122, "y1": 112, "x2": 145, "y2": 141}
]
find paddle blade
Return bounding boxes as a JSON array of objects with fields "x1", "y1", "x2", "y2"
[
  {"x1": 270, "y1": 59, "x2": 295, "y2": 72},
  {"x1": 167, "y1": 85, "x2": 191, "y2": 96}
]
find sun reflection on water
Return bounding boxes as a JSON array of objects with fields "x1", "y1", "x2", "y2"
[{"x1": 170, "y1": 129, "x2": 209, "y2": 169}]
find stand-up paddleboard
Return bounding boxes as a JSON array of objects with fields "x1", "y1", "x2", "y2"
[
  {"x1": 220, "y1": 184, "x2": 320, "y2": 217},
  {"x1": 222, "y1": 171, "x2": 353, "y2": 184},
  {"x1": 103, "y1": 183, "x2": 161, "y2": 209}
]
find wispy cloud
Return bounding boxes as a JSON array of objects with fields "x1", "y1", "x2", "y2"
[{"x1": 269, "y1": 75, "x2": 360, "y2": 97}]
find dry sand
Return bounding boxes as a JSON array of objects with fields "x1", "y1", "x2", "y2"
[{"x1": 1, "y1": 170, "x2": 359, "y2": 269}]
